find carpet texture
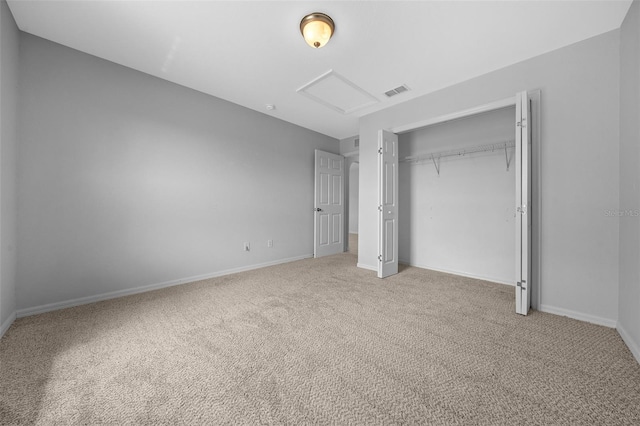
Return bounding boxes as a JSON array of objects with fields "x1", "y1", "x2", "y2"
[{"x1": 1, "y1": 253, "x2": 639, "y2": 425}]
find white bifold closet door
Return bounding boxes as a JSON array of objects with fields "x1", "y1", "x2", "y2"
[
  {"x1": 378, "y1": 130, "x2": 399, "y2": 278},
  {"x1": 515, "y1": 91, "x2": 531, "y2": 315}
]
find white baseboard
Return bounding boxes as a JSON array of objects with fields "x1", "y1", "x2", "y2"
[
  {"x1": 538, "y1": 304, "x2": 617, "y2": 328},
  {"x1": 617, "y1": 323, "x2": 640, "y2": 364},
  {"x1": 17, "y1": 254, "x2": 313, "y2": 318},
  {"x1": 0, "y1": 311, "x2": 16, "y2": 340},
  {"x1": 357, "y1": 263, "x2": 377, "y2": 272},
  {"x1": 399, "y1": 259, "x2": 513, "y2": 286}
]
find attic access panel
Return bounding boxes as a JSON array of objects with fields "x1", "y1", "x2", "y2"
[{"x1": 297, "y1": 70, "x2": 379, "y2": 115}]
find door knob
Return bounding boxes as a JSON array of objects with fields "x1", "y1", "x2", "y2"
[{"x1": 314, "y1": 208, "x2": 322, "y2": 212}]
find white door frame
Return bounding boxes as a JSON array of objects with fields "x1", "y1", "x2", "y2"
[{"x1": 387, "y1": 92, "x2": 541, "y2": 311}]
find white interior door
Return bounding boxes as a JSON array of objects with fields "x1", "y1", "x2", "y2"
[
  {"x1": 515, "y1": 91, "x2": 531, "y2": 315},
  {"x1": 378, "y1": 130, "x2": 399, "y2": 278},
  {"x1": 314, "y1": 150, "x2": 345, "y2": 258}
]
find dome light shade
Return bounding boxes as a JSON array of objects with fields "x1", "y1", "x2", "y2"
[{"x1": 300, "y1": 13, "x2": 335, "y2": 48}]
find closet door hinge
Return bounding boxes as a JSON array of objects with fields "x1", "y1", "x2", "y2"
[
  {"x1": 378, "y1": 148, "x2": 383, "y2": 154},
  {"x1": 378, "y1": 255, "x2": 382, "y2": 262},
  {"x1": 378, "y1": 205, "x2": 382, "y2": 211}
]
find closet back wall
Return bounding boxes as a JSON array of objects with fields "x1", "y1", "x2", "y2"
[
  {"x1": 16, "y1": 34, "x2": 338, "y2": 312},
  {"x1": 398, "y1": 108, "x2": 515, "y2": 284}
]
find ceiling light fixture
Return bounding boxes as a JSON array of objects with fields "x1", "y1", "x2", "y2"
[{"x1": 300, "y1": 12, "x2": 335, "y2": 49}]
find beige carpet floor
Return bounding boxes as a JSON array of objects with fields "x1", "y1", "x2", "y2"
[{"x1": 1, "y1": 253, "x2": 639, "y2": 425}]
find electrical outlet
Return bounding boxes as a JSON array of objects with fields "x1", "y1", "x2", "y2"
[
  {"x1": 244, "y1": 242, "x2": 250, "y2": 252},
  {"x1": 268, "y1": 239, "x2": 273, "y2": 248}
]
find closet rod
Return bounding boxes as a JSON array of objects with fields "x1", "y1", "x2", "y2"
[
  {"x1": 401, "y1": 139, "x2": 515, "y2": 163},
  {"x1": 400, "y1": 139, "x2": 516, "y2": 175}
]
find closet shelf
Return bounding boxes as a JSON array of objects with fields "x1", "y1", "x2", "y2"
[{"x1": 400, "y1": 139, "x2": 516, "y2": 175}]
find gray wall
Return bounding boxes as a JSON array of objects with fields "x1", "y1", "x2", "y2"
[
  {"x1": 0, "y1": 0, "x2": 19, "y2": 332},
  {"x1": 17, "y1": 34, "x2": 338, "y2": 312},
  {"x1": 618, "y1": 0, "x2": 640, "y2": 362},
  {"x1": 340, "y1": 136, "x2": 359, "y2": 156},
  {"x1": 359, "y1": 30, "x2": 620, "y2": 326},
  {"x1": 398, "y1": 107, "x2": 515, "y2": 284}
]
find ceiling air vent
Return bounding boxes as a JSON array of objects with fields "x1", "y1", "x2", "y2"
[
  {"x1": 354, "y1": 138, "x2": 360, "y2": 148},
  {"x1": 384, "y1": 84, "x2": 410, "y2": 98}
]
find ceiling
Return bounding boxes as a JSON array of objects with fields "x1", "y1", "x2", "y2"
[{"x1": 7, "y1": 0, "x2": 632, "y2": 139}]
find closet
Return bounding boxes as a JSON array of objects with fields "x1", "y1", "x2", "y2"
[
  {"x1": 378, "y1": 91, "x2": 536, "y2": 314},
  {"x1": 398, "y1": 106, "x2": 516, "y2": 285}
]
